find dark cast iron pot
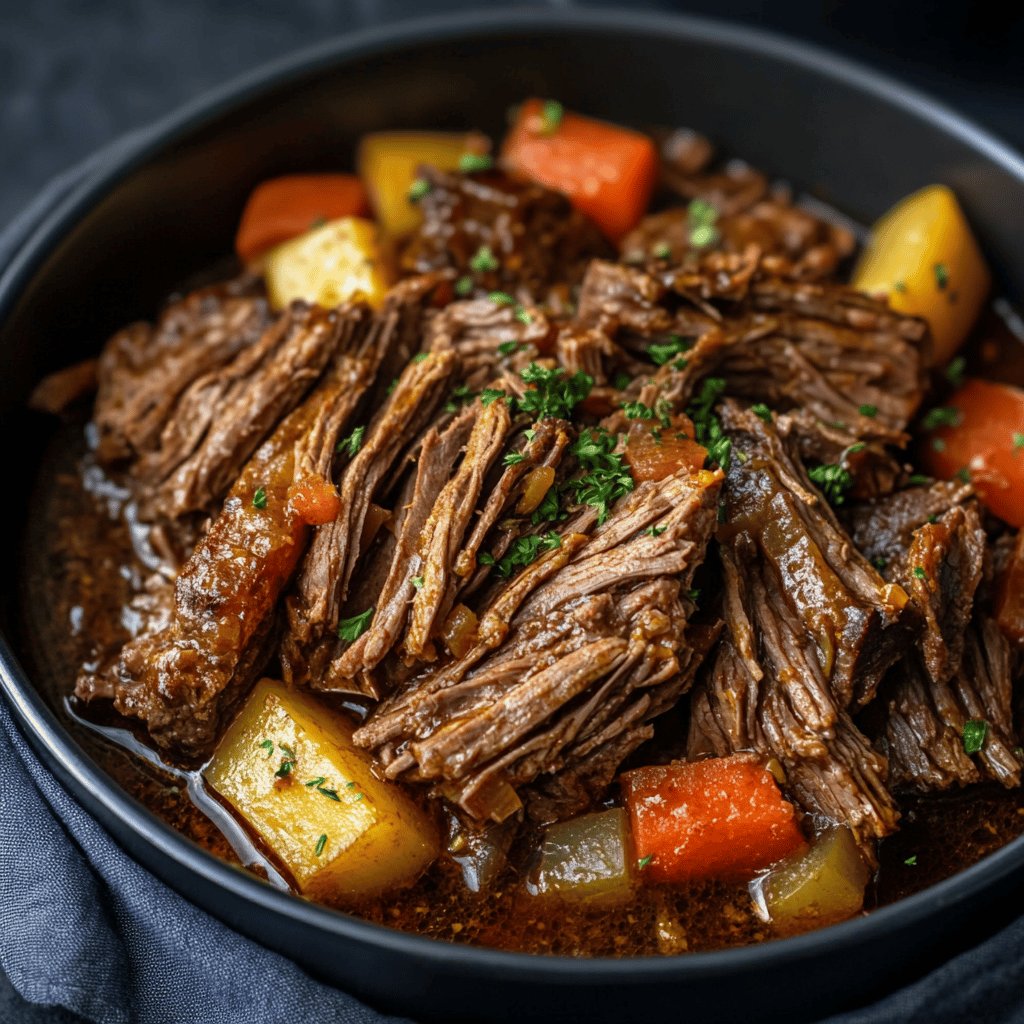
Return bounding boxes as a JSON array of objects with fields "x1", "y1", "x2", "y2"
[{"x1": 2, "y1": 9, "x2": 1024, "y2": 1024}]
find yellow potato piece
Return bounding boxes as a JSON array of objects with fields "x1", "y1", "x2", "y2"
[
  {"x1": 358, "y1": 131, "x2": 485, "y2": 237},
  {"x1": 263, "y1": 216, "x2": 391, "y2": 311},
  {"x1": 853, "y1": 184, "x2": 990, "y2": 366},
  {"x1": 206, "y1": 679, "x2": 438, "y2": 898}
]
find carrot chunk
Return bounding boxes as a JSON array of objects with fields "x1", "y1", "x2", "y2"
[
  {"x1": 622, "y1": 756, "x2": 806, "y2": 883},
  {"x1": 919, "y1": 378, "x2": 1024, "y2": 527},
  {"x1": 235, "y1": 174, "x2": 369, "y2": 263},
  {"x1": 288, "y1": 476, "x2": 341, "y2": 526},
  {"x1": 501, "y1": 99, "x2": 657, "y2": 241}
]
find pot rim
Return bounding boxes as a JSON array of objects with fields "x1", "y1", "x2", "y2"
[{"x1": 2, "y1": 4, "x2": 1023, "y2": 982}]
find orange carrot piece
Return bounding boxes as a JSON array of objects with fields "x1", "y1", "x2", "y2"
[
  {"x1": 288, "y1": 476, "x2": 341, "y2": 526},
  {"x1": 235, "y1": 174, "x2": 369, "y2": 263},
  {"x1": 919, "y1": 378, "x2": 1024, "y2": 527},
  {"x1": 501, "y1": 99, "x2": 657, "y2": 241},
  {"x1": 622, "y1": 756, "x2": 806, "y2": 883}
]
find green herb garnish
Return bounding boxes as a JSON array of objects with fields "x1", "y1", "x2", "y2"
[
  {"x1": 904, "y1": 854, "x2": 917, "y2": 867},
  {"x1": 408, "y1": 177, "x2": 431, "y2": 203},
  {"x1": 945, "y1": 356, "x2": 966, "y2": 388},
  {"x1": 622, "y1": 400, "x2": 655, "y2": 421},
  {"x1": 459, "y1": 152, "x2": 494, "y2": 174},
  {"x1": 921, "y1": 406, "x2": 960, "y2": 430},
  {"x1": 912, "y1": 566, "x2": 928, "y2": 580},
  {"x1": 539, "y1": 99, "x2": 563, "y2": 135},
  {"x1": 489, "y1": 531, "x2": 562, "y2": 578},
  {"x1": 652, "y1": 242, "x2": 671, "y2": 261},
  {"x1": 469, "y1": 245, "x2": 499, "y2": 273},
  {"x1": 1013, "y1": 432, "x2": 1024, "y2": 453},
  {"x1": 411, "y1": 576, "x2": 424, "y2": 590},
  {"x1": 934, "y1": 263, "x2": 949, "y2": 290},
  {"x1": 644, "y1": 525, "x2": 667, "y2": 537},
  {"x1": 252, "y1": 487, "x2": 268, "y2": 510},
  {"x1": 648, "y1": 335, "x2": 691, "y2": 367},
  {"x1": 687, "y1": 198, "x2": 719, "y2": 249},
  {"x1": 808, "y1": 463, "x2": 854, "y2": 506},
  {"x1": 488, "y1": 290, "x2": 516, "y2": 306},
  {"x1": 962, "y1": 719, "x2": 988, "y2": 755},
  {"x1": 752, "y1": 403, "x2": 772, "y2": 423},
  {"x1": 481, "y1": 388, "x2": 511, "y2": 407},
  {"x1": 498, "y1": 340, "x2": 522, "y2": 357},
  {"x1": 258, "y1": 740, "x2": 274, "y2": 759},
  {"x1": 637, "y1": 854, "x2": 653, "y2": 871},
  {"x1": 503, "y1": 451, "x2": 526, "y2": 466},
  {"x1": 859, "y1": 404, "x2": 878, "y2": 418},
  {"x1": 454, "y1": 275, "x2": 474, "y2": 297},
  {"x1": 337, "y1": 607, "x2": 374, "y2": 643},
  {"x1": 304, "y1": 777, "x2": 326, "y2": 788},
  {"x1": 336, "y1": 424, "x2": 366, "y2": 457},
  {"x1": 517, "y1": 363, "x2": 593, "y2": 421},
  {"x1": 315, "y1": 834, "x2": 328, "y2": 857},
  {"x1": 687, "y1": 376, "x2": 731, "y2": 470},
  {"x1": 444, "y1": 384, "x2": 476, "y2": 414},
  {"x1": 568, "y1": 427, "x2": 634, "y2": 524}
]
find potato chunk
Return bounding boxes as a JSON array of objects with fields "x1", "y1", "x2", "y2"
[
  {"x1": 206, "y1": 679, "x2": 438, "y2": 897},
  {"x1": 263, "y1": 216, "x2": 391, "y2": 312}
]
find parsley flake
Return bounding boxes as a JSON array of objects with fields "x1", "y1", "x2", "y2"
[
  {"x1": 497, "y1": 340, "x2": 521, "y2": 357},
  {"x1": 912, "y1": 566, "x2": 928, "y2": 580},
  {"x1": 687, "y1": 198, "x2": 720, "y2": 249},
  {"x1": 454, "y1": 275, "x2": 474, "y2": 297},
  {"x1": 945, "y1": 356, "x2": 966, "y2": 388},
  {"x1": 459, "y1": 152, "x2": 494, "y2": 174},
  {"x1": 752, "y1": 403, "x2": 772, "y2": 422},
  {"x1": 808, "y1": 463, "x2": 854, "y2": 506},
  {"x1": 962, "y1": 719, "x2": 988, "y2": 755},
  {"x1": 517, "y1": 363, "x2": 593, "y2": 421},
  {"x1": 503, "y1": 451, "x2": 527, "y2": 466},
  {"x1": 336, "y1": 425, "x2": 366, "y2": 457},
  {"x1": 568, "y1": 427, "x2": 634, "y2": 524},
  {"x1": 252, "y1": 487, "x2": 268, "y2": 510},
  {"x1": 644, "y1": 525, "x2": 667, "y2": 537},
  {"x1": 648, "y1": 335, "x2": 691, "y2": 366},
  {"x1": 411, "y1": 575, "x2": 424, "y2": 590},
  {"x1": 921, "y1": 406, "x2": 960, "y2": 430},
  {"x1": 859, "y1": 404, "x2": 878, "y2": 418},
  {"x1": 488, "y1": 290, "x2": 515, "y2": 306},
  {"x1": 1013, "y1": 432, "x2": 1024, "y2": 453},
  {"x1": 337, "y1": 607, "x2": 374, "y2": 643},
  {"x1": 489, "y1": 532, "x2": 562, "y2": 578},
  {"x1": 637, "y1": 854, "x2": 653, "y2": 871},
  {"x1": 469, "y1": 245, "x2": 499, "y2": 273},
  {"x1": 539, "y1": 99, "x2": 563, "y2": 135},
  {"x1": 407, "y1": 178, "x2": 431, "y2": 203},
  {"x1": 258, "y1": 739, "x2": 274, "y2": 758},
  {"x1": 904, "y1": 854, "x2": 917, "y2": 867},
  {"x1": 934, "y1": 263, "x2": 949, "y2": 290},
  {"x1": 314, "y1": 834, "x2": 328, "y2": 857}
]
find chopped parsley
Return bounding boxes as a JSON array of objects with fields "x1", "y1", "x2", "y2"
[
  {"x1": 873, "y1": 556, "x2": 888, "y2": 571},
  {"x1": 847, "y1": 442, "x2": 867, "y2": 454},
  {"x1": 892, "y1": 280, "x2": 907, "y2": 294},
  {"x1": 808, "y1": 463, "x2": 854, "y2": 506},
  {"x1": 904, "y1": 854, "x2": 917, "y2": 867},
  {"x1": 568, "y1": 427, "x2": 634, "y2": 524},
  {"x1": 912, "y1": 566, "x2": 928, "y2": 580},
  {"x1": 258, "y1": 739, "x2": 274, "y2": 758},
  {"x1": 304, "y1": 777, "x2": 326, "y2": 788},
  {"x1": 934, "y1": 262, "x2": 949, "y2": 290},
  {"x1": 454, "y1": 275, "x2": 474, "y2": 297},
  {"x1": 530, "y1": 487, "x2": 564, "y2": 527},
  {"x1": 859, "y1": 404, "x2": 878, "y2": 418},
  {"x1": 337, "y1": 607, "x2": 374, "y2": 643},
  {"x1": 1013, "y1": 432, "x2": 1024, "y2": 453},
  {"x1": 386, "y1": 378, "x2": 398, "y2": 395},
  {"x1": 469, "y1": 245, "x2": 499, "y2": 273},
  {"x1": 407, "y1": 177, "x2": 431, "y2": 203},
  {"x1": 317, "y1": 787, "x2": 341, "y2": 802},
  {"x1": 252, "y1": 487, "x2": 268, "y2": 510},
  {"x1": 644, "y1": 525, "x2": 667, "y2": 537},
  {"x1": 687, "y1": 376, "x2": 731, "y2": 470},
  {"x1": 459, "y1": 152, "x2": 494, "y2": 174},
  {"x1": 412, "y1": 352, "x2": 429, "y2": 363},
  {"x1": 921, "y1": 406, "x2": 960, "y2": 430},
  {"x1": 514, "y1": 306, "x2": 533, "y2": 326},
  {"x1": 488, "y1": 290, "x2": 516, "y2": 306},
  {"x1": 336, "y1": 424, "x2": 366, "y2": 457},
  {"x1": 444, "y1": 384, "x2": 476, "y2": 414},
  {"x1": 517, "y1": 363, "x2": 593, "y2": 421},
  {"x1": 613, "y1": 372, "x2": 632, "y2": 391},
  {"x1": 637, "y1": 854, "x2": 653, "y2": 871},
  {"x1": 480, "y1": 388, "x2": 510, "y2": 407},
  {"x1": 752, "y1": 403, "x2": 772, "y2": 422},
  {"x1": 652, "y1": 242, "x2": 672, "y2": 261},
  {"x1": 687, "y1": 198, "x2": 720, "y2": 250},
  {"x1": 497, "y1": 340, "x2": 522, "y2": 357},
  {"x1": 489, "y1": 531, "x2": 562, "y2": 578},
  {"x1": 955, "y1": 466, "x2": 971, "y2": 483},
  {"x1": 648, "y1": 335, "x2": 692, "y2": 366},
  {"x1": 411, "y1": 576, "x2": 424, "y2": 590},
  {"x1": 622, "y1": 400, "x2": 655, "y2": 421},
  {"x1": 314, "y1": 834, "x2": 328, "y2": 857},
  {"x1": 539, "y1": 99, "x2": 563, "y2": 135},
  {"x1": 962, "y1": 719, "x2": 989, "y2": 755},
  {"x1": 503, "y1": 451, "x2": 527, "y2": 466},
  {"x1": 945, "y1": 356, "x2": 966, "y2": 388},
  {"x1": 274, "y1": 756, "x2": 296, "y2": 779},
  {"x1": 932, "y1": 437, "x2": 947, "y2": 452},
  {"x1": 908, "y1": 474, "x2": 932, "y2": 485}
]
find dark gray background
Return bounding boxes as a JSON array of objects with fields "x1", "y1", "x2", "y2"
[{"x1": 2, "y1": 0, "x2": 1022, "y2": 1020}]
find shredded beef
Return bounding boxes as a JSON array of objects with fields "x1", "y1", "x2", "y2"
[
  {"x1": 354, "y1": 465, "x2": 722, "y2": 822},
  {"x1": 401, "y1": 167, "x2": 612, "y2": 298},
  {"x1": 93, "y1": 277, "x2": 270, "y2": 465}
]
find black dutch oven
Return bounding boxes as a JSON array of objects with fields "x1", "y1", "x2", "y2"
[{"x1": 2, "y1": 9, "x2": 1024, "y2": 1024}]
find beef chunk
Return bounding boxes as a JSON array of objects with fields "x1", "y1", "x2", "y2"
[
  {"x1": 280, "y1": 349, "x2": 461, "y2": 690},
  {"x1": 99, "y1": 336, "x2": 377, "y2": 759},
  {"x1": 721, "y1": 402, "x2": 910, "y2": 706},
  {"x1": 426, "y1": 296, "x2": 552, "y2": 393},
  {"x1": 401, "y1": 167, "x2": 612, "y2": 298},
  {"x1": 93, "y1": 277, "x2": 270, "y2": 465},
  {"x1": 576, "y1": 258, "x2": 928, "y2": 441},
  {"x1": 884, "y1": 618, "x2": 1021, "y2": 791},
  {"x1": 354, "y1": 465, "x2": 723, "y2": 823}
]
